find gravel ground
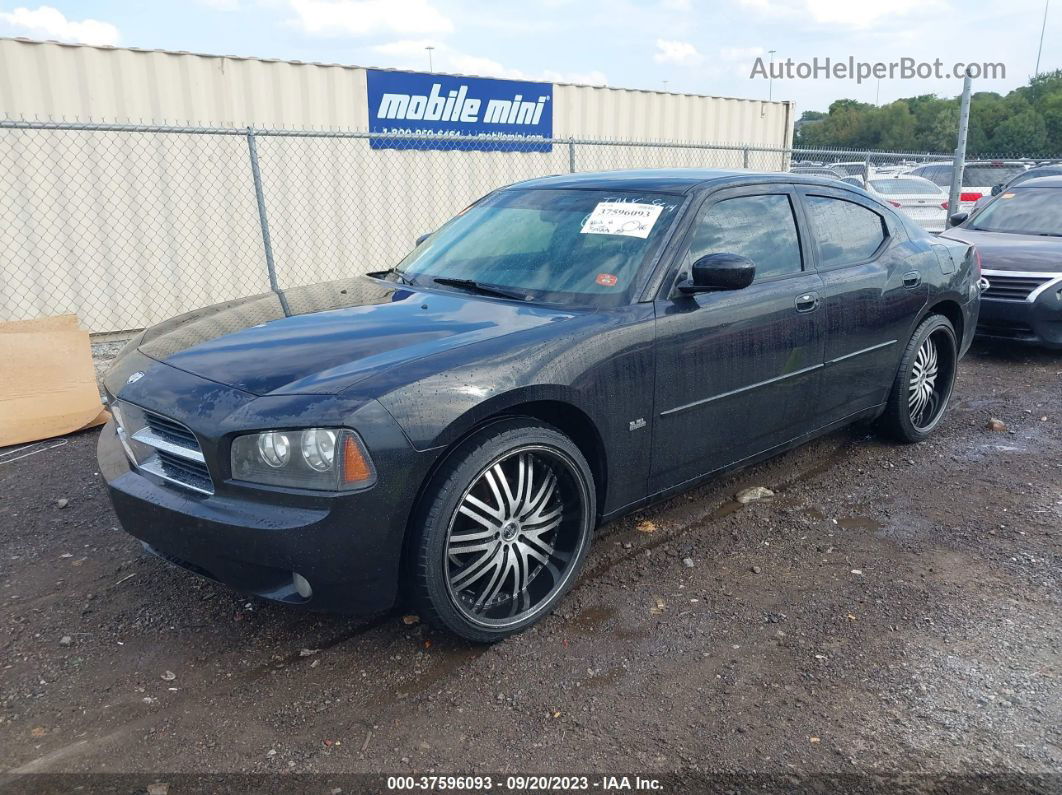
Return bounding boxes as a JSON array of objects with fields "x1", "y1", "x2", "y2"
[
  {"x1": 90, "y1": 340, "x2": 130, "y2": 392},
  {"x1": 1, "y1": 340, "x2": 1059, "y2": 789}
]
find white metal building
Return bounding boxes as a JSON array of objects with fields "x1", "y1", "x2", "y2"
[{"x1": 0, "y1": 38, "x2": 793, "y2": 144}]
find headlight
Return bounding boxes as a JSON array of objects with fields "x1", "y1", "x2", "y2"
[
  {"x1": 257, "y1": 432, "x2": 291, "y2": 468},
  {"x1": 231, "y1": 428, "x2": 375, "y2": 491},
  {"x1": 300, "y1": 429, "x2": 336, "y2": 471}
]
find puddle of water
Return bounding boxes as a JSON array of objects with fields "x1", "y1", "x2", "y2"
[
  {"x1": 837, "y1": 515, "x2": 884, "y2": 531},
  {"x1": 570, "y1": 604, "x2": 617, "y2": 633},
  {"x1": 584, "y1": 665, "x2": 627, "y2": 689}
]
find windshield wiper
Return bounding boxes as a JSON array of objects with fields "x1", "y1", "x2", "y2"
[
  {"x1": 431, "y1": 277, "x2": 528, "y2": 301},
  {"x1": 367, "y1": 267, "x2": 415, "y2": 285}
]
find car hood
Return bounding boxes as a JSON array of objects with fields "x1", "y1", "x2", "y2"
[
  {"x1": 136, "y1": 276, "x2": 578, "y2": 395},
  {"x1": 938, "y1": 226, "x2": 1062, "y2": 273},
  {"x1": 940, "y1": 228, "x2": 1062, "y2": 273}
]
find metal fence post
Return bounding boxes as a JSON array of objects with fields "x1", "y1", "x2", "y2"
[
  {"x1": 568, "y1": 137, "x2": 576, "y2": 173},
  {"x1": 743, "y1": 148, "x2": 749, "y2": 169},
  {"x1": 246, "y1": 126, "x2": 280, "y2": 295}
]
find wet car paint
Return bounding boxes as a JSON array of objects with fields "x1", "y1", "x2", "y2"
[{"x1": 99, "y1": 169, "x2": 982, "y2": 614}]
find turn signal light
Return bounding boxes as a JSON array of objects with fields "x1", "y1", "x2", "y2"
[{"x1": 342, "y1": 435, "x2": 373, "y2": 484}]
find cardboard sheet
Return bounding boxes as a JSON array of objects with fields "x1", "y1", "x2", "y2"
[{"x1": 0, "y1": 315, "x2": 109, "y2": 447}]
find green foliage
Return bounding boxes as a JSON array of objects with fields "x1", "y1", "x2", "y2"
[{"x1": 794, "y1": 70, "x2": 1062, "y2": 156}]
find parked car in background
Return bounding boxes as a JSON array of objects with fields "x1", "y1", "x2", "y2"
[
  {"x1": 908, "y1": 160, "x2": 1027, "y2": 214},
  {"x1": 992, "y1": 163, "x2": 1062, "y2": 193},
  {"x1": 971, "y1": 163, "x2": 1062, "y2": 213},
  {"x1": 98, "y1": 169, "x2": 981, "y2": 642},
  {"x1": 830, "y1": 161, "x2": 872, "y2": 178},
  {"x1": 870, "y1": 165, "x2": 908, "y2": 177},
  {"x1": 862, "y1": 175, "x2": 950, "y2": 233},
  {"x1": 941, "y1": 176, "x2": 1062, "y2": 349},
  {"x1": 791, "y1": 165, "x2": 846, "y2": 179}
]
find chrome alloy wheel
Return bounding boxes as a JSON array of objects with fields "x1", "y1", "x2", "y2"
[
  {"x1": 444, "y1": 445, "x2": 589, "y2": 628},
  {"x1": 908, "y1": 333, "x2": 945, "y2": 429}
]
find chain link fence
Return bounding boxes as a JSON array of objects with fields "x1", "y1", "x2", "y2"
[{"x1": 0, "y1": 119, "x2": 1008, "y2": 334}]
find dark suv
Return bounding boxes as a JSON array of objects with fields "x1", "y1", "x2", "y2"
[{"x1": 98, "y1": 169, "x2": 981, "y2": 642}]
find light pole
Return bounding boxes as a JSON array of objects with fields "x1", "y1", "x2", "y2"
[
  {"x1": 426, "y1": 45, "x2": 435, "y2": 73},
  {"x1": 768, "y1": 49, "x2": 776, "y2": 102},
  {"x1": 1035, "y1": 0, "x2": 1050, "y2": 76},
  {"x1": 948, "y1": 72, "x2": 973, "y2": 223}
]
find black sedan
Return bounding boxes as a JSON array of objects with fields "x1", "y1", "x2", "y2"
[
  {"x1": 98, "y1": 169, "x2": 981, "y2": 642},
  {"x1": 942, "y1": 176, "x2": 1062, "y2": 348}
]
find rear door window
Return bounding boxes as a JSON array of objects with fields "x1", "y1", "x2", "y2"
[{"x1": 805, "y1": 195, "x2": 888, "y2": 268}]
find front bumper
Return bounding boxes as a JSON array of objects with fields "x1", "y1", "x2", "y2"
[
  {"x1": 100, "y1": 420, "x2": 430, "y2": 613},
  {"x1": 976, "y1": 277, "x2": 1062, "y2": 349}
]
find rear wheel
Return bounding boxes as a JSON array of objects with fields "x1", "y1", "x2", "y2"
[
  {"x1": 880, "y1": 314, "x2": 957, "y2": 443},
  {"x1": 409, "y1": 419, "x2": 595, "y2": 643}
]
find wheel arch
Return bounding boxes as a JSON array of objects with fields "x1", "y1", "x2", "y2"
[
  {"x1": 920, "y1": 298, "x2": 965, "y2": 346},
  {"x1": 411, "y1": 388, "x2": 609, "y2": 528}
]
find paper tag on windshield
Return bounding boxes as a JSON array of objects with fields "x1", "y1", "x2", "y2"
[{"x1": 580, "y1": 202, "x2": 663, "y2": 239}]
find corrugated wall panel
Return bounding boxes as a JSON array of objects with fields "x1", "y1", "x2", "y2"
[{"x1": 1, "y1": 38, "x2": 791, "y2": 143}]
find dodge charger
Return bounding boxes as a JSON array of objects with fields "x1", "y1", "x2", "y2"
[{"x1": 98, "y1": 169, "x2": 981, "y2": 641}]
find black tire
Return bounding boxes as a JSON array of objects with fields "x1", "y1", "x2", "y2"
[
  {"x1": 879, "y1": 314, "x2": 958, "y2": 443},
  {"x1": 409, "y1": 418, "x2": 596, "y2": 643}
]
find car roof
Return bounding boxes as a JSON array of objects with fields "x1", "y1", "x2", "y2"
[
  {"x1": 507, "y1": 168, "x2": 845, "y2": 194},
  {"x1": 870, "y1": 173, "x2": 934, "y2": 181},
  {"x1": 1013, "y1": 175, "x2": 1062, "y2": 188}
]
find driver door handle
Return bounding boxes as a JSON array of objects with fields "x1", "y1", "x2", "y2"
[
  {"x1": 903, "y1": 271, "x2": 922, "y2": 289},
  {"x1": 795, "y1": 291, "x2": 821, "y2": 313}
]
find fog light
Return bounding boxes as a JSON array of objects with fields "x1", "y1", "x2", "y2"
[{"x1": 292, "y1": 572, "x2": 312, "y2": 599}]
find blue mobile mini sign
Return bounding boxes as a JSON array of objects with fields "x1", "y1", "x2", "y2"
[{"x1": 366, "y1": 69, "x2": 553, "y2": 152}]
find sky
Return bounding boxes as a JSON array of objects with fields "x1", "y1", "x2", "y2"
[{"x1": 0, "y1": 0, "x2": 1058, "y2": 113}]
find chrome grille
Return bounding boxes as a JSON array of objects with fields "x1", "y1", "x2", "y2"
[
  {"x1": 981, "y1": 271, "x2": 1054, "y2": 302},
  {"x1": 114, "y1": 402, "x2": 213, "y2": 495},
  {"x1": 144, "y1": 412, "x2": 199, "y2": 448}
]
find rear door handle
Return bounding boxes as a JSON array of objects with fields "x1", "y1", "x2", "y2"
[
  {"x1": 795, "y1": 291, "x2": 820, "y2": 313},
  {"x1": 903, "y1": 271, "x2": 922, "y2": 289}
]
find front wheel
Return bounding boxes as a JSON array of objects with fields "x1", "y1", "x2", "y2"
[
  {"x1": 409, "y1": 419, "x2": 595, "y2": 643},
  {"x1": 879, "y1": 314, "x2": 958, "y2": 443}
]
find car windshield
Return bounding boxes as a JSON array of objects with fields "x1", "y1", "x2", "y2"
[
  {"x1": 968, "y1": 188, "x2": 1062, "y2": 236},
  {"x1": 870, "y1": 178, "x2": 941, "y2": 196},
  {"x1": 395, "y1": 188, "x2": 683, "y2": 306},
  {"x1": 964, "y1": 164, "x2": 1025, "y2": 187}
]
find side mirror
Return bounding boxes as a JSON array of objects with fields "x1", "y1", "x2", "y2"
[
  {"x1": 679, "y1": 253, "x2": 756, "y2": 294},
  {"x1": 415, "y1": 232, "x2": 432, "y2": 247},
  {"x1": 948, "y1": 212, "x2": 969, "y2": 228},
  {"x1": 990, "y1": 184, "x2": 1002, "y2": 196}
]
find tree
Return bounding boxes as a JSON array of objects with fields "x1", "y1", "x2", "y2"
[
  {"x1": 989, "y1": 110, "x2": 1048, "y2": 155},
  {"x1": 796, "y1": 74, "x2": 1061, "y2": 156}
]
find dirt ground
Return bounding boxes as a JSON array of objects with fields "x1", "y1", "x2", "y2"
[{"x1": 1, "y1": 340, "x2": 1059, "y2": 790}]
